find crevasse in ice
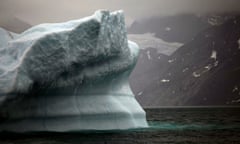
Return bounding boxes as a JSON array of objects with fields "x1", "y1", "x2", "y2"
[{"x1": 0, "y1": 10, "x2": 148, "y2": 132}]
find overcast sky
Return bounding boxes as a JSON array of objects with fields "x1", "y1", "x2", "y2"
[{"x1": 1, "y1": 0, "x2": 240, "y2": 26}]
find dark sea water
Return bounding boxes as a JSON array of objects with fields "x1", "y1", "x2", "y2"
[{"x1": 0, "y1": 107, "x2": 240, "y2": 144}]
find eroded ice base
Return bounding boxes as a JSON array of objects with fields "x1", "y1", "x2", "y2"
[
  {"x1": 0, "y1": 70, "x2": 148, "y2": 132},
  {"x1": 0, "y1": 96, "x2": 147, "y2": 132}
]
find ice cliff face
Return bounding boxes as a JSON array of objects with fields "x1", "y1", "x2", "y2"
[{"x1": 0, "y1": 10, "x2": 148, "y2": 132}]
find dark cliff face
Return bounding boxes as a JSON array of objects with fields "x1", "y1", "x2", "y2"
[
  {"x1": 128, "y1": 14, "x2": 211, "y2": 43},
  {"x1": 130, "y1": 16, "x2": 240, "y2": 106}
]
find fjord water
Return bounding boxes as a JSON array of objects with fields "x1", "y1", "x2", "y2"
[{"x1": 1, "y1": 107, "x2": 240, "y2": 144}]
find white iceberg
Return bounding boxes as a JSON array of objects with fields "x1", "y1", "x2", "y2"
[{"x1": 0, "y1": 10, "x2": 148, "y2": 132}]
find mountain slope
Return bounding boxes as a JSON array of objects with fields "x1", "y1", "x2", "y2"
[
  {"x1": 130, "y1": 16, "x2": 240, "y2": 106},
  {"x1": 128, "y1": 14, "x2": 211, "y2": 43}
]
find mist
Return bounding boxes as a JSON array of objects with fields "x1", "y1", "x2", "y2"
[{"x1": 1, "y1": 0, "x2": 240, "y2": 26}]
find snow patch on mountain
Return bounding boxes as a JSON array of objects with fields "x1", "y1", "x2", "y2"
[
  {"x1": 210, "y1": 50, "x2": 217, "y2": 60},
  {"x1": 238, "y1": 38, "x2": 240, "y2": 49},
  {"x1": 128, "y1": 33, "x2": 183, "y2": 56}
]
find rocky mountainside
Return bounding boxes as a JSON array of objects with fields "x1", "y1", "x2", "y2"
[
  {"x1": 130, "y1": 16, "x2": 240, "y2": 106},
  {"x1": 128, "y1": 14, "x2": 211, "y2": 43}
]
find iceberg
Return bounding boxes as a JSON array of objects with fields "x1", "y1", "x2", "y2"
[{"x1": 0, "y1": 10, "x2": 148, "y2": 132}]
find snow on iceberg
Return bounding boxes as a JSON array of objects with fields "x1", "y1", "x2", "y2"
[{"x1": 0, "y1": 10, "x2": 148, "y2": 132}]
